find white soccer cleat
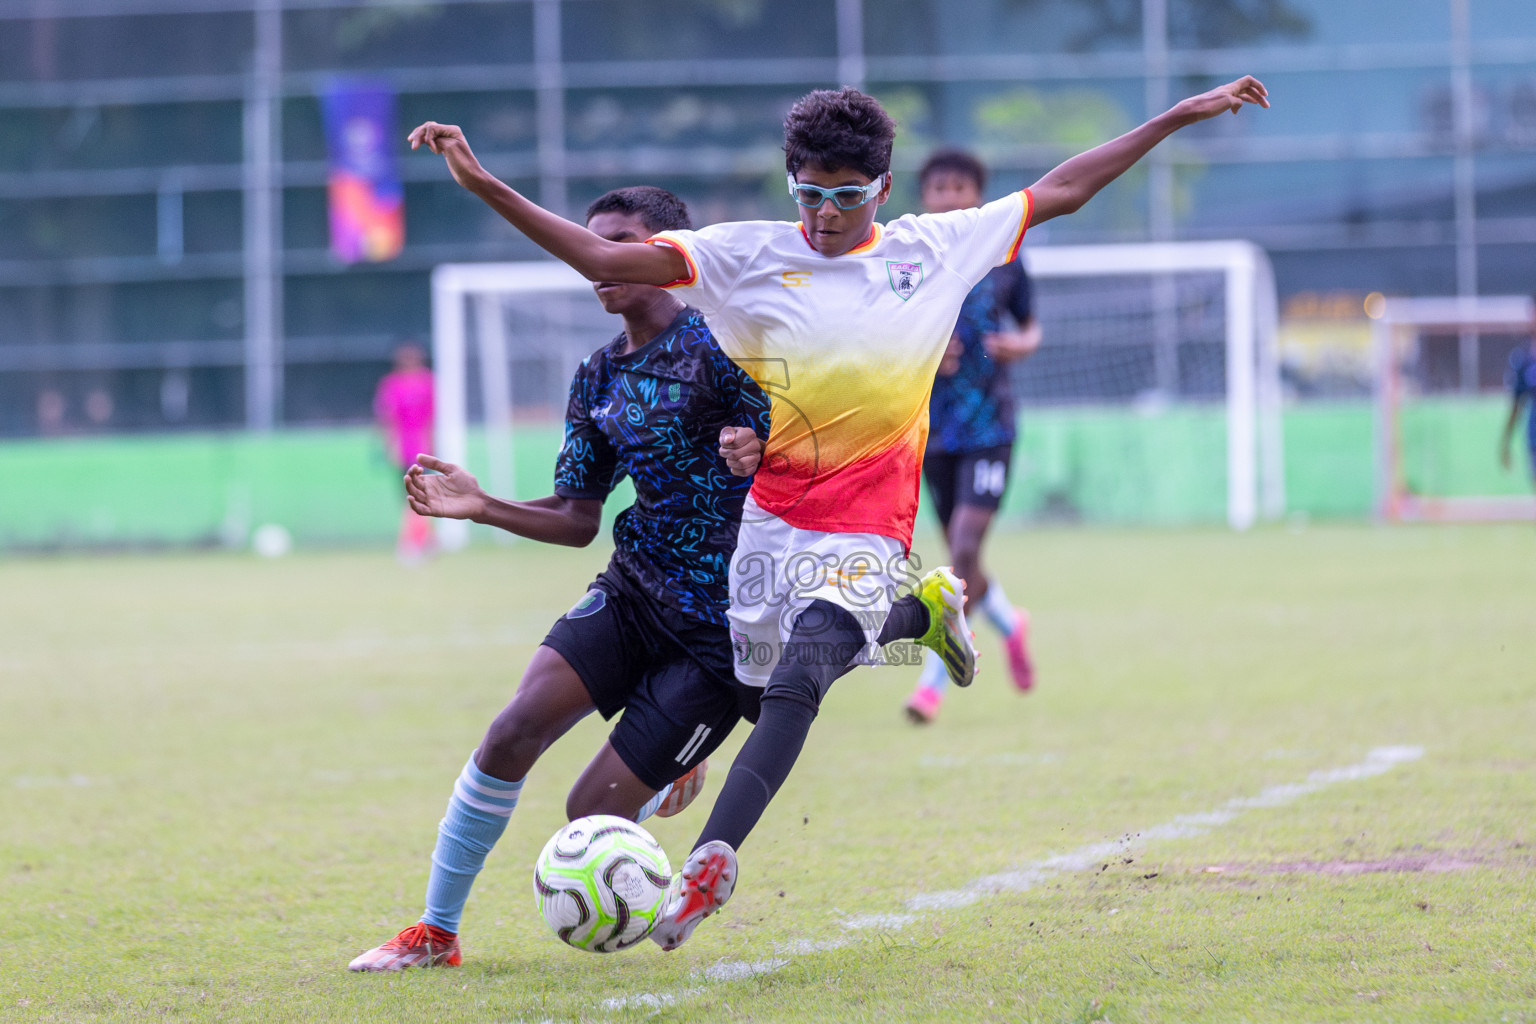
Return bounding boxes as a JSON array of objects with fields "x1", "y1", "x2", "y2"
[{"x1": 648, "y1": 840, "x2": 737, "y2": 951}]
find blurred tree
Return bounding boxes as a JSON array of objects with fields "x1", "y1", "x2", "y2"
[
  {"x1": 1008, "y1": 0, "x2": 1312, "y2": 51},
  {"x1": 563, "y1": 0, "x2": 825, "y2": 61},
  {"x1": 334, "y1": 2, "x2": 443, "y2": 52},
  {"x1": 694, "y1": 0, "x2": 768, "y2": 27},
  {"x1": 974, "y1": 89, "x2": 1130, "y2": 153},
  {"x1": 870, "y1": 87, "x2": 936, "y2": 214},
  {"x1": 973, "y1": 87, "x2": 1207, "y2": 231}
]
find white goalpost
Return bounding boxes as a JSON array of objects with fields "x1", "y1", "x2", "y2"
[
  {"x1": 430, "y1": 261, "x2": 592, "y2": 551},
  {"x1": 1372, "y1": 294, "x2": 1536, "y2": 523},
  {"x1": 1023, "y1": 241, "x2": 1283, "y2": 531},
  {"x1": 430, "y1": 240, "x2": 1283, "y2": 551}
]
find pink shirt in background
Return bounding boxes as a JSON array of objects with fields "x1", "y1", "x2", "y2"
[{"x1": 374, "y1": 367, "x2": 434, "y2": 468}]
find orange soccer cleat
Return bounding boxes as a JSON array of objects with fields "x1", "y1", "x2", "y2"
[{"x1": 655, "y1": 759, "x2": 708, "y2": 818}]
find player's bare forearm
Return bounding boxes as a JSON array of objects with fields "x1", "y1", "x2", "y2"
[
  {"x1": 474, "y1": 494, "x2": 603, "y2": 547},
  {"x1": 1029, "y1": 109, "x2": 1185, "y2": 225},
  {"x1": 468, "y1": 175, "x2": 682, "y2": 284},
  {"x1": 406, "y1": 453, "x2": 601, "y2": 545},
  {"x1": 1030, "y1": 76, "x2": 1268, "y2": 225},
  {"x1": 408, "y1": 121, "x2": 684, "y2": 285},
  {"x1": 983, "y1": 320, "x2": 1041, "y2": 364}
]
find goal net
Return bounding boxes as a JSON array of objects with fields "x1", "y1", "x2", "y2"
[
  {"x1": 430, "y1": 241, "x2": 1282, "y2": 551},
  {"x1": 1372, "y1": 295, "x2": 1536, "y2": 522}
]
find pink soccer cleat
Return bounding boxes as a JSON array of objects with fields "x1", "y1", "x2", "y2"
[
  {"x1": 903, "y1": 684, "x2": 943, "y2": 724},
  {"x1": 649, "y1": 840, "x2": 737, "y2": 951},
  {"x1": 1004, "y1": 608, "x2": 1035, "y2": 692},
  {"x1": 348, "y1": 921, "x2": 461, "y2": 972}
]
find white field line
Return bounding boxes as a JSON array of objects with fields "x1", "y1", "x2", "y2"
[{"x1": 598, "y1": 744, "x2": 1424, "y2": 1016}]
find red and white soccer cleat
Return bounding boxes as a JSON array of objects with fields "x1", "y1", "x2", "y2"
[
  {"x1": 655, "y1": 759, "x2": 708, "y2": 818},
  {"x1": 347, "y1": 921, "x2": 461, "y2": 972},
  {"x1": 903, "y1": 684, "x2": 943, "y2": 724},
  {"x1": 1004, "y1": 608, "x2": 1035, "y2": 692},
  {"x1": 649, "y1": 840, "x2": 737, "y2": 951}
]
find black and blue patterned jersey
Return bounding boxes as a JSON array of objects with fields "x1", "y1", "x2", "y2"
[
  {"x1": 927, "y1": 260, "x2": 1033, "y2": 455},
  {"x1": 1508, "y1": 342, "x2": 1536, "y2": 451},
  {"x1": 554, "y1": 307, "x2": 770, "y2": 626}
]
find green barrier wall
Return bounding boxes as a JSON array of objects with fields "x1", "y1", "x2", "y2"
[
  {"x1": 0, "y1": 427, "x2": 569, "y2": 550},
  {"x1": 1001, "y1": 397, "x2": 1526, "y2": 524},
  {"x1": 0, "y1": 398, "x2": 1525, "y2": 550},
  {"x1": 1397, "y1": 397, "x2": 1533, "y2": 499},
  {"x1": 1005, "y1": 405, "x2": 1229, "y2": 524}
]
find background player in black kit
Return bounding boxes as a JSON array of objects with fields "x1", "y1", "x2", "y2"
[
  {"x1": 905, "y1": 149, "x2": 1042, "y2": 725},
  {"x1": 348, "y1": 186, "x2": 771, "y2": 971}
]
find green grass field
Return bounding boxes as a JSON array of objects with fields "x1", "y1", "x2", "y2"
[{"x1": 4, "y1": 524, "x2": 1534, "y2": 1023}]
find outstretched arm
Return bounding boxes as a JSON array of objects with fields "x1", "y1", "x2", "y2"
[
  {"x1": 407, "y1": 122, "x2": 687, "y2": 286},
  {"x1": 1029, "y1": 76, "x2": 1269, "y2": 226},
  {"x1": 406, "y1": 454, "x2": 602, "y2": 547}
]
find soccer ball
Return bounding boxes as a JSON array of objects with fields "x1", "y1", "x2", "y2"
[{"x1": 532, "y1": 815, "x2": 673, "y2": 953}]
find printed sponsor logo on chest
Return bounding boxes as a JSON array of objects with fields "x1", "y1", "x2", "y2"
[{"x1": 887, "y1": 260, "x2": 924, "y2": 301}]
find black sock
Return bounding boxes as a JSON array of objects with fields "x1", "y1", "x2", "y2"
[
  {"x1": 693, "y1": 600, "x2": 864, "y2": 852},
  {"x1": 695, "y1": 694, "x2": 817, "y2": 852},
  {"x1": 875, "y1": 594, "x2": 928, "y2": 646}
]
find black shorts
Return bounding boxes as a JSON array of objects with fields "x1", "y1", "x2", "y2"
[
  {"x1": 542, "y1": 565, "x2": 760, "y2": 791},
  {"x1": 922, "y1": 444, "x2": 1014, "y2": 530}
]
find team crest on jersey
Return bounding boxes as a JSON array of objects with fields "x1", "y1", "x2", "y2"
[
  {"x1": 731, "y1": 628, "x2": 752, "y2": 664},
  {"x1": 887, "y1": 260, "x2": 924, "y2": 301},
  {"x1": 567, "y1": 589, "x2": 606, "y2": 619}
]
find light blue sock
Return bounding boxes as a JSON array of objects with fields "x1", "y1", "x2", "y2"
[
  {"x1": 421, "y1": 754, "x2": 522, "y2": 934},
  {"x1": 633, "y1": 782, "x2": 674, "y2": 824},
  {"x1": 917, "y1": 647, "x2": 950, "y2": 694},
  {"x1": 980, "y1": 577, "x2": 1021, "y2": 637}
]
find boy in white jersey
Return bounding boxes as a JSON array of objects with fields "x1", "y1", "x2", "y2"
[{"x1": 409, "y1": 73, "x2": 1269, "y2": 950}]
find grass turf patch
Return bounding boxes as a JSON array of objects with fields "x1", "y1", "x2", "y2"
[{"x1": 2, "y1": 524, "x2": 1534, "y2": 1022}]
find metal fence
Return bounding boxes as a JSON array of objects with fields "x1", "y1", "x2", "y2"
[{"x1": 2, "y1": 0, "x2": 1534, "y2": 437}]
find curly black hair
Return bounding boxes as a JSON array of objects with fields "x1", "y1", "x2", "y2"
[
  {"x1": 584, "y1": 185, "x2": 692, "y2": 233},
  {"x1": 783, "y1": 87, "x2": 897, "y2": 180},
  {"x1": 918, "y1": 148, "x2": 988, "y2": 192}
]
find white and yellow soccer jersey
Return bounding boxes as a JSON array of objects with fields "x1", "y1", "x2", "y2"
[{"x1": 649, "y1": 188, "x2": 1033, "y2": 549}]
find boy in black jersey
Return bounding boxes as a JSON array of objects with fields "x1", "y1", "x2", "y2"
[{"x1": 348, "y1": 187, "x2": 771, "y2": 971}]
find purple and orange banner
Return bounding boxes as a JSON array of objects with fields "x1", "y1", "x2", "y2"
[{"x1": 320, "y1": 80, "x2": 404, "y2": 264}]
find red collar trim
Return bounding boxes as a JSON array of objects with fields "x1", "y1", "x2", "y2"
[{"x1": 796, "y1": 221, "x2": 881, "y2": 256}]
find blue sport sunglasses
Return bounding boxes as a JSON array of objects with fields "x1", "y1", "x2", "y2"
[{"x1": 787, "y1": 173, "x2": 887, "y2": 210}]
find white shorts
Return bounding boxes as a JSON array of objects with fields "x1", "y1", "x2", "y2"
[{"x1": 726, "y1": 495, "x2": 919, "y2": 688}]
